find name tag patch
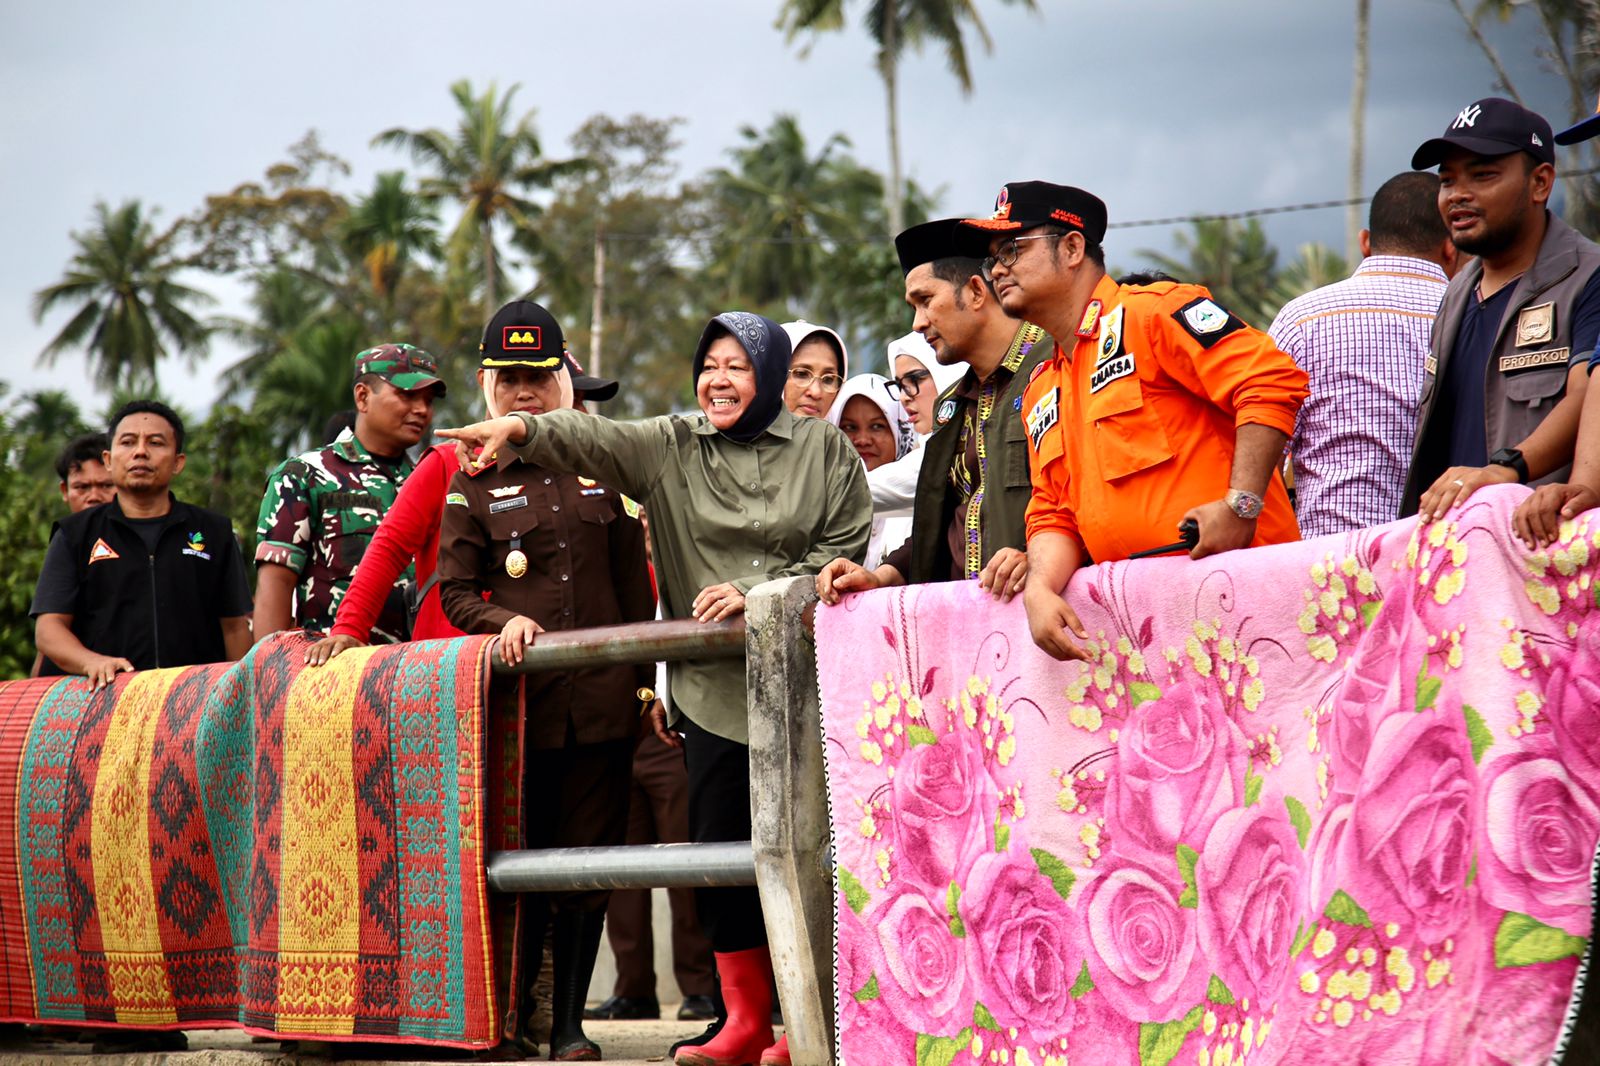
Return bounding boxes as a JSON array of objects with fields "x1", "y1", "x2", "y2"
[
  {"x1": 488, "y1": 495, "x2": 528, "y2": 514},
  {"x1": 1515, "y1": 302, "x2": 1554, "y2": 348},
  {"x1": 1090, "y1": 353, "x2": 1137, "y2": 393},
  {"x1": 1499, "y1": 347, "x2": 1569, "y2": 373},
  {"x1": 1025, "y1": 389, "x2": 1059, "y2": 451},
  {"x1": 579, "y1": 488, "x2": 607, "y2": 497}
]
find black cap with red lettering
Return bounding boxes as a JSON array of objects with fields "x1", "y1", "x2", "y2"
[
  {"x1": 956, "y1": 181, "x2": 1109, "y2": 250},
  {"x1": 1412, "y1": 97, "x2": 1555, "y2": 169}
]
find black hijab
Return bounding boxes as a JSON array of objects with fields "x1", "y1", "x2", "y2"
[{"x1": 691, "y1": 311, "x2": 791, "y2": 443}]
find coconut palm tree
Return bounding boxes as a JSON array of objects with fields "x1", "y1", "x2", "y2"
[
  {"x1": 33, "y1": 200, "x2": 214, "y2": 390},
  {"x1": 250, "y1": 315, "x2": 368, "y2": 454},
  {"x1": 778, "y1": 0, "x2": 1038, "y2": 234},
  {"x1": 372, "y1": 79, "x2": 583, "y2": 320},
  {"x1": 342, "y1": 170, "x2": 441, "y2": 309},
  {"x1": 706, "y1": 114, "x2": 884, "y2": 310}
]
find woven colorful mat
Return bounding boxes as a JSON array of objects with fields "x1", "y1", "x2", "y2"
[
  {"x1": 0, "y1": 633, "x2": 497, "y2": 1047},
  {"x1": 817, "y1": 486, "x2": 1599, "y2": 1065}
]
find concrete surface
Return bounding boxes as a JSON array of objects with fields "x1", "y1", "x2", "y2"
[{"x1": 0, "y1": 1010, "x2": 721, "y2": 1065}]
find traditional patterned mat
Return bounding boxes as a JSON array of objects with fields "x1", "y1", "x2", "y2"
[
  {"x1": 0, "y1": 633, "x2": 497, "y2": 1047},
  {"x1": 818, "y1": 486, "x2": 1600, "y2": 1065}
]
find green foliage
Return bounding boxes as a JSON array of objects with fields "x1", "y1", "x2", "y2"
[
  {"x1": 0, "y1": 385, "x2": 79, "y2": 679},
  {"x1": 1494, "y1": 910, "x2": 1586, "y2": 969}
]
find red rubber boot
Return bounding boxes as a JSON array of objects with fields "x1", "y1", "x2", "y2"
[
  {"x1": 759, "y1": 1033, "x2": 790, "y2": 1066},
  {"x1": 674, "y1": 948, "x2": 775, "y2": 1066}
]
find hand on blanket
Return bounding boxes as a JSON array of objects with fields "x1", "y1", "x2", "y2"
[
  {"x1": 978, "y1": 548, "x2": 1028, "y2": 602},
  {"x1": 648, "y1": 699, "x2": 682, "y2": 749},
  {"x1": 435, "y1": 415, "x2": 530, "y2": 472},
  {"x1": 498, "y1": 615, "x2": 545, "y2": 666},
  {"x1": 1418, "y1": 464, "x2": 1518, "y2": 522},
  {"x1": 1183, "y1": 500, "x2": 1257, "y2": 559},
  {"x1": 692, "y1": 583, "x2": 746, "y2": 622},
  {"x1": 82, "y1": 652, "x2": 133, "y2": 689},
  {"x1": 1023, "y1": 584, "x2": 1092, "y2": 662},
  {"x1": 1514, "y1": 483, "x2": 1600, "y2": 547},
  {"x1": 304, "y1": 633, "x2": 364, "y2": 667}
]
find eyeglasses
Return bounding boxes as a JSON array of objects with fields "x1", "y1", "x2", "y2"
[
  {"x1": 886, "y1": 369, "x2": 932, "y2": 399},
  {"x1": 788, "y1": 367, "x2": 844, "y2": 393},
  {"x1": 981, "y1": 233, "x2": 1060, "y2": 280}
]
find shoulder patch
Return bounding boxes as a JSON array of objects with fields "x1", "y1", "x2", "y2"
[
  {"x1": 446, "y1": 492, "x2": 468, "y2": 507},
  {"x1": 621, "y1": 495, "x2": 642, "y2": 520},
  {"x1": 1027, "y1": 360, "x2": 1049, "y2": 386},
  {"x1": 1173, "y1": 297, "x2": 1244, "y2": 348},
  {"x1": 88, "y1": 538, "x2": 120, "y2": 565},
  {"x1": 936, "y1": 398, "x2": 957, "y2": 426}
]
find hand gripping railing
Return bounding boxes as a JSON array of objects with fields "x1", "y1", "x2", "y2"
[{"x1": 485, "y1": 579, "x2": 836, "y2": 1066}]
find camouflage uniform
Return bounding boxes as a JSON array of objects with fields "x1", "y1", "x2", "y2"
[{"x1": 254, "y1": 343, "x2": 444, "y2": 641}]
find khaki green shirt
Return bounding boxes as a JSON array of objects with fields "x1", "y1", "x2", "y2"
[{"x1": 510, "y1": 406, "x2": 870, "y2": 743}]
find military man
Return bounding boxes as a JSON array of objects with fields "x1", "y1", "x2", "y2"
[{"x1": 254, "y1": 343, "x2": 445, "y2": 641}]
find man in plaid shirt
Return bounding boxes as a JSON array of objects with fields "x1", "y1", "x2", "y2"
[{"x1": 1269, "y1": 173, "x2": 1459, "y2": 537}]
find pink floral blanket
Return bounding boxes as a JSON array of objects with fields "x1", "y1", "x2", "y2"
[{"x1": 816, "y1": 486, "x2": 1599, "y2": 1066}]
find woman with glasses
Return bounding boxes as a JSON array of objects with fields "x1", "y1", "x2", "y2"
[
  {"x1": 779, "y1": 319, "x2": 848, "y2": 419},
  {"x1": 828, "y1": 373, "x2": 917, "y2": 568},
  {"x1": 865, "y1": 331, "x2": 969, "y2": 519},
  {"x1": 435, "y1": 311, "x2": 870, "y2": 1066}
]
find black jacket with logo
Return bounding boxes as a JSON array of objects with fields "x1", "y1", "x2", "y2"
[{"x1": 46, "y1": 497, "x2": 247, "y2": 672}]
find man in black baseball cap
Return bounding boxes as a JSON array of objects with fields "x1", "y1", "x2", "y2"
[
  {"x1": 1400, "y1": 98, "x2": 1600, "y2": 526},
  {"x1": 816, "y1": 215, "x2": 1050, "y2": 606},
  {"x1": 1410, "y1": 96, "x2": 1555, "y2": 170}
]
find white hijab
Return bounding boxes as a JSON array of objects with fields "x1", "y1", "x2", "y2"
[
  {"x1": 827, "y1": 373, "x2": 918, "y2": 462},
  {"x1": 887, "y1": 331, "x2": 966, "y2": 412},
  {"x1": 781, "y1": 320, "x2": 850, "y2": 379},
  {"x1": 481, "y1": 362, "x2": 576, "y2": 418}
]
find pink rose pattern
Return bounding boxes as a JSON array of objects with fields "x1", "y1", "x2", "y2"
[{"x1": 817, "y1": 488, "x2": 1600, "y2": 1065}]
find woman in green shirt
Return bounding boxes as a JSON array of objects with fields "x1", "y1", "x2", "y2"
[{"x1": 439, "y1": 311, "x2": 870, "y2": 1066}]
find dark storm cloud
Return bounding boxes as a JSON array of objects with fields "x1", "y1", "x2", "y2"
[{"x1": 0, "y1": 0, "x2": 1564, "y2": 406}]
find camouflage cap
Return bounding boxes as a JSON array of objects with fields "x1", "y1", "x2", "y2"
[{"x1": 354, "y1": 343, "x2": 446, "y2": 394}]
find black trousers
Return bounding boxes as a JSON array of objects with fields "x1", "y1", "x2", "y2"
[
  {"x1": 680, "y1": 716, "x2": 767, "y2": 953},
  {"x1": 524, "y1": 735, "x2": 634, "y2": 913}
]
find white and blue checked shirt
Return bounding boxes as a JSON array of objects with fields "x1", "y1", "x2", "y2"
[{"x1": 1269, "y1": 255, "x2": 1449, "y2": 538}]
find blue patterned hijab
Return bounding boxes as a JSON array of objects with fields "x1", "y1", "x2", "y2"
[{"x1": 691, "y1": 311, "x2": 792, "y2": 443}]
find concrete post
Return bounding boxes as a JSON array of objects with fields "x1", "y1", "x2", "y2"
[{"x1": 745, "y1": 576, "x2": 835, "y2": 1066}]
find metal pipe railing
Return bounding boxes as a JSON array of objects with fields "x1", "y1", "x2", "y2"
[
  {"x1": 487, "y1": 617, "x2": 745, "y2": 673},
  {"x1": 487, "y1": 841, "x2": 757, "y2": 891}
]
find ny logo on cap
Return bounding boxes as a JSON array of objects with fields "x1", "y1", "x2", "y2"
[
  {"x1": 503, "y1": 327, "x2": 543, "y2": 349},
  {"x1": 1452, "y1": 103, "x2": 1483, "y2": 130}
]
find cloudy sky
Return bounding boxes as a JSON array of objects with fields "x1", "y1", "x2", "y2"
[{"x1": 0, "y1": 0, "x2": 1572, "y2": 415}]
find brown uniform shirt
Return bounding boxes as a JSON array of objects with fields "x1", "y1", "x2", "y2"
[{"x1": 437, "y1": 455, "x2": 655, "y2": 749}]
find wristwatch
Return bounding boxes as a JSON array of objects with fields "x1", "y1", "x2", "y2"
[
  {"x1": 1225, "y1": 489, "x2": 1264, "y2": 520},
  {"x1": 1488, "y1": 447, "x2": 1529, "y2": 484}
]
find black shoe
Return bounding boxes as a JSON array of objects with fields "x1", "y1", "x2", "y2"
[
  {"x1": 91, "y1": 1030, "x2": 188, "y2": 1054},
  {"x1": 668, "y1": 1016, "x2": 725, "y2": 1058},
  {"x1": 676, "y1": 994, "x2": 716, "y2": 1021},
  {"x1": 583, "y1": 994, "x2": 661, "y2": 1021},
  {"x1": 548, "y1": 911, "x2": 606, "y2": 1062}
]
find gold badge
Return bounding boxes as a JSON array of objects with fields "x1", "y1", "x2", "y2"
[
  {"x1": 505, "y1": 549, "x2": 528, "y2": 579},
  {"x1": 1516, "y1": 302, "x2": 1554, "y2": 348},
  {"x1": 578, "y1": 477, "x2": 597, "y2": 488}
]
